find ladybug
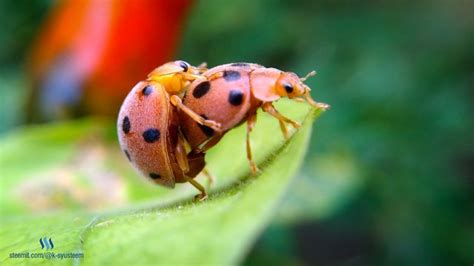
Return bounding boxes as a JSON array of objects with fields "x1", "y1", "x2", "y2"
[
  {"x1": 117, "y1": 60, "x2": 220, "y2": 200},
  {"x1": 180, "y1": 63, "x2": 329, "y2": 175}
]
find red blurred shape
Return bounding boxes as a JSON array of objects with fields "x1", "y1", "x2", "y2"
[{"x1": 27, "y1": 0, "x2": 193, "y2": 121}]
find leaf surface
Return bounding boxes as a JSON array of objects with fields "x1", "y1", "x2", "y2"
[{"x1": 0, "y1": 100, "x2": 324, "y2": 265}]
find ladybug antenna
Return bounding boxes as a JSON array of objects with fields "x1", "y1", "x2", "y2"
[
  {"x1": 300, "y1": 70, "x2": 317, "y2": 82},
  {"x1": 197, "y1": 62, "x2": 208, "y2": 72}
]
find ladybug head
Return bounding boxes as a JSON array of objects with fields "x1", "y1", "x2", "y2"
[
  {"x1": 149, "y1": 60, "x2": 195, "y2": 77},
  {"x1": 276, "y1": 72, "x2": 307, "y2": 98},
  {"x1": 174, "y1": 60, "x2": 208, "y2": 75},
  {"x1": 276, "y1": 70, "x2": 329, "y2": 110},
  {"x1": 147, "y1": 60, "x2": 205, "y2": 94}
]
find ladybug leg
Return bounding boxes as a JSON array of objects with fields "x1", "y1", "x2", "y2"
[
  {"x1": 262, "y1": 102, "x2": 301, "y2": 129},
  {"x1": 173, "y1": 131, "x2": 207, "y2": 200},
  {"x1": 192, "y1": 134, "x2": 224, "y2": 154},
  {"x1": 246, "y1": 113, "x2": 259, "y2": 175},
  {"x1": 206, "y1": 71, "x2": 225, "y2": 81},
  {"x1": 181, "y1": 73, "x2": 204, "y2": 82},
  {"x1": 170, "y1": 95, "x2": 222, "y2": 131},
  {"x1": 184, "y1": 176, "x2": 208, "y2": 201},
  {"x1": 292, "y1": 97, "x2": 306, "y2": 103},
  {"x1": 202, "y1": 167, "x2": 215, "y2": 188},
  {"x1": 279, "y1": 120, "x2": 290, "y2": 139},
  {"x1": 175, "y1": 130, "x2": 190, "y2": 173},
  {"x1": 304, "y1": 91, "x2": 330, "y2": 110}
]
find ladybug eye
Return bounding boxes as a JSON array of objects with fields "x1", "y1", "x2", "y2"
[
  {"x1": 283, "y1": 83, "x2": 294, "y2": 94},
  {"x1": 178, "y1": 61, "x2": 189, "y2": 72}
]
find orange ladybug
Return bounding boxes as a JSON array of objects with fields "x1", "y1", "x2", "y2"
[
  {"x1": 180, "y1": 63, "x2": 329, "y2": 174},
  {"x1": 117, "y1": 61, "x2": 220, "y2": 200}
]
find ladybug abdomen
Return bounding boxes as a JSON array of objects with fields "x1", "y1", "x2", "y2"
[
  {"x1": 181, "y1": 68, "x2": 253, "y2": 149},
  {"x1": 117, "y1": 81, "x2": 177, "y2": 187}
]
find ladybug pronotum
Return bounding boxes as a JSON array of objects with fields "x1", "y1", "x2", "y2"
[
  {"x1": 117, "y1": 61, "x2": 221, "y2": 200},
  {"x1": 180, "y1": 63, "x2": 329, "y2": 175}
]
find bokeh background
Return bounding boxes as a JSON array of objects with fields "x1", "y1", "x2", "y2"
[{"x1": 1, "y1": 0, "x2": 473, "y2": 265}]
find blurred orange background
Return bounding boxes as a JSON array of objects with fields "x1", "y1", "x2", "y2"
[{"x1": 27, "y1": 0, "x2": 192, "y2": 121}]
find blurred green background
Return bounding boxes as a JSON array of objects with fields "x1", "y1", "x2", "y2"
[{"x1": 1, "y1": 0, "x2": 473, "y2": 265}]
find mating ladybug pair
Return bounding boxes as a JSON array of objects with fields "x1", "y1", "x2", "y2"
[{"x1": 117, "y1": 60, "x2": 329, "y2": 200}]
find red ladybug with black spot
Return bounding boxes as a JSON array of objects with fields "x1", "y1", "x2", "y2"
[
  {"x1": 180, "y1": 63, "x2": 329, "y2": 174},
  {"x1": 117, "y1": 61, "x2": 221, "y2": 200}
]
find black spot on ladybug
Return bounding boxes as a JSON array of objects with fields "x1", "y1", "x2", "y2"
[
  {"x1": 149, "y1": 173, "x2": 161, "y2": 179},
  {"x1": 228, "y1": 90, "x2": 244, "y2": 106},
  {"x1": 142, "y1": 85, "x2": 153, "y2": 96},
  {"x1": 178, "y1": 61, "x2": 189, "y2": 72},
  {"x1": 283, "y1": 83, "x2": 294, "y2": 94},
  {"x1": 231, "y1": 63, "x2": 249, "y2": 67},
  {"x1": 223, "y1": 70, "x2": 241, "y2": 81},
  {"x1": 124, "y1": 150, "x2": 131, "y2": 161},
  {"x1": 122, "y1": 116, "x2": 131, "y2": 134},
  {"x1": 193, "y1": 81, "x2": 211, "y2": 98},
  {"x1": 197, "y1": 114, "x2": 214, "y2": 137},
  {"x1": 143, "y1": 128, "x2": 161, "y2": 143}
]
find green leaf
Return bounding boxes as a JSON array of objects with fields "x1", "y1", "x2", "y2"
[
  {"x1": 275, "y1": 151, "x2": 364, "y2": 224},
  {"x1": 0, "y1": 99, "x2": 324, "y2": 265}
]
